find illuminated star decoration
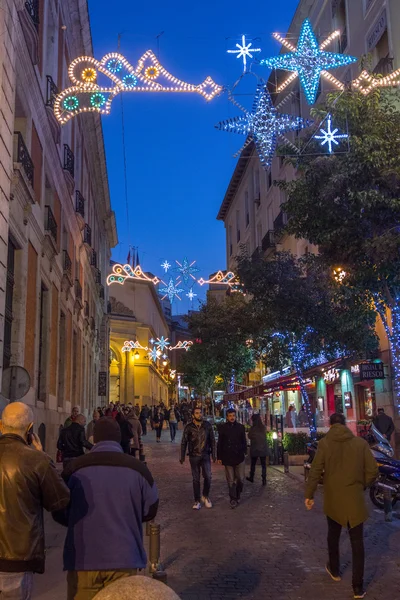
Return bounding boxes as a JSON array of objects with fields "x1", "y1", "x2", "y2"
[
  {"x1": 149, "y1": 346, "x2": 161, "y2": 362},
  {"x1": 160, "y1": 278, "x2": 184, "y2": 302},
  {"x1": 154, "y1": 336, "x2": 170, "y2": 352},
  {"x1": 175, "y1": 258, "x2": 200, "y2": 285},
  {"x1": 216, "y1": 84, "x2": 312, "y2": 170},
  {"x1": 227, "y1": 35, "x2": 261, "y2": 72},
  {"x1": 186, "y1": 288, "x2": 197, "y2": 303},
  {"x1": 161, "y1": 260, "x2": 171, "y2": 273},
  {"x1": 260, "y1": 18, "x2": 357, "y2": 105},
  {"x1": 315, "y1": 114, "x2": 348, "y2": 154}
]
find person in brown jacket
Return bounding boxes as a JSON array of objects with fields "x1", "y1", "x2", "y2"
[{"x1": 305, "y1": 412, "x2": 378, "y2": 600}]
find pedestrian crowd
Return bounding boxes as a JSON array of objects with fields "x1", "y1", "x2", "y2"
[{"x1": 0, "y1": 398, "x2": 394, "y2": 600}]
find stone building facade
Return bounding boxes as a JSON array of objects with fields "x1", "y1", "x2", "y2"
[{"x1": 0, "y1": 0, "x2": 117, "y2": 454}]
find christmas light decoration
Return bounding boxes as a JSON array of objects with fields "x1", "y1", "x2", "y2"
[
  {"x1": 333, "y1": 267, "x2": 347, "y2": 283},
  {"x1": 154, "y1": 336, "x2": 170, "y2": 351},
  {"x1": 186, "y1": 288, "x2": 197, "y2": 302},
  {"x1": 374, "y1": 297, "x2": 400, "y2": 408},
  {"x1": 161, "y1": 260, "x2": 171, "y2": 273},
  {"x1": 315, "y1": 114, "x2": 348, "y2": 154},
  {"x1": 198, "y1": 270, "x2": 241, "y2": 287},
  {"x1": 216, "y1": 84, "x2": 311, "y2": 170},
  {"x1": 160, "y1": 278, "x2": 184, "y2": 302},
  {"x1": 169, "y1": 340, "x2": 193, "y2": 351},
  {"x1": 90, "y1": 92, "x2": 107, "y2": 108},
  {"x1": 260, "y1": 19, "x2": 357, "y2": 105},
  {"x1": 122, "y1": 340, "x2": 149, "y2": 352},
  {"x1": 149, "y1": 347, "x2": 161, "y2": 362},
  {"x1": 175, "y1": 257, "x2": 199, "y2": 284},
  {"x1": 54, "y1": 51, "x2": 223, "y2": 124},
  {"x1": 227, "y1": 35, "x2": 261, "y2": 72},
  {"x1": 107, "y1": 263, "x2": 160, "y2": 286},
  {"x1": 351, "y1": 68, "x2": 400, "y2": 96}
]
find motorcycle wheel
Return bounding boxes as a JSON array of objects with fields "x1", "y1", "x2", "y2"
[{"x1": 369, "y1": 485, "x2": 397, "y2": 510}]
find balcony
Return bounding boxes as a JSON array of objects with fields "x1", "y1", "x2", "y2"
[
  {"x1": 273, "y1": 211, "x2": 288, "y2": 235},
  {"x1": 44, "y1": 205, "x2": 57, "y2": 245},
  {"x1": 90, "y1": 316, "x2": 96, "y2": 331},
  {"x1": 83, "y1": 224, "x2": 92, "y2": 247},
  {"x1": 94, "y1": 268, "x2": 102, "y2": 285},
  {"x1": 63, "y1": 144, "x2": 75, "y2": 177},
  {"x1": 74, "y1": 280, "x2": 83, "y2": 311},
  {"x1": 84, "y1": 301, "x2": 90, "y2": 319},
  {"x1": 262, "y1": 230, "x2": 275, "y2": 252},
  {"x1": 13, "y1": 132, "x2": 34, "y2": 189},
  {"x1": 63, "y1": 250, "x2": 72, "y2": 281},
  {"x1": 25, "y1": 0, "x2": 39, "y2": 31},
  {"x1": 90, "y1": 249, "x2": 97, "y2": 268},
  {"x1": 45, "y1": 75, "x2": 58, "y2": 108},
  {"x1": 99, "y1": 284, "x2": 105, "y2": 300},
  {"x1": 373, "y1": 56, "x2": 394, "y2": 76}
]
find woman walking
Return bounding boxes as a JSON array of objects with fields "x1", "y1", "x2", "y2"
[
  {"x1": 153, "y1": 407, "x2": 163, "y2": 443},
  {"x1": 246, "y1": 413, "x2": 268, "y2": 485}
]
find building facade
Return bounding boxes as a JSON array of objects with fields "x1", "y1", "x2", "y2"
[
  {"x1": 0, "y1": 0, "x2": 117, "y2": 453},
  {"x1": 217, "y1": 0, "x2": 398, "y2": 430}
]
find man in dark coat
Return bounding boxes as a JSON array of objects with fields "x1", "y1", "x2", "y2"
[
  {"x1": 373, "y1": 408, "x2": 395, "y2": 442},
  {"x1": 57, "y1": 414, "x2": 93, "y2": 468},
  {"x1": 305, "y1": 413, "x2": 378, "y2": 600},
  {"x1": 217, "y1": 408, "x2": 247, "y2": 508}
]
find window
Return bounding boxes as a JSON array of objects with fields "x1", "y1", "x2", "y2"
[
  {"x1": 332, "y1": 0, "x2": 348, "y2": 52},
  {"x1": 4, "y1": 240, "x2": 16, "y2": 369},
  {"x1": 236, "y1": 210, "x2": 241, "y2": 243},
  {"x1": 37, "y1": 283, "x2": 49, "y2": 401},
  {"x1": 245, "y1": 191, "x2": 250, "y2": 228}
]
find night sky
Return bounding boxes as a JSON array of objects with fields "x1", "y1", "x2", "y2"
[{"x1": 88, "y1": 0, "x2": 300, "y2": 312}]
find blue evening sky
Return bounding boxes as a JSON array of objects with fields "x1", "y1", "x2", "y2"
[{"x1": 88, "y1": 0, "x2": 300, "y2": 312}]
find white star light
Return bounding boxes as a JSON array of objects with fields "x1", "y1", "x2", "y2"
[
  {"x1": 227, "y1": 35, "x2": 261, "y2": 72},
  {"x1": 161, "y1": 260, "x2": 171, "y2": 273},
  {"x1": 315, "y1": 114, "x2": 348, "y2": 154},
  {"x1": 186, "y1": 288, "x2": 197, "y2": 302}
]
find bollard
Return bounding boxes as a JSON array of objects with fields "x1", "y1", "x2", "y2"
[
  {"x1": 149, "y1": 523, "x2": 167, "y2": 583},
  {"x1": 383, "y1": 488, "x2": 393, "y2": 522},
  {"x1": 283, "y1": 451, "x2": 289, "y2": 474},
  {"x1": 146, "y1": 520, "x2": 152, "y2": 536},
  {"x1": 139, "y1": 439, "x2": 146, "y2": 464}
]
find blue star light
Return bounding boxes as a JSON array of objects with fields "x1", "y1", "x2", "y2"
[
  {"x1": 148, "y1": 346, "x2": 161, "y2": 362},
  {"x1": 216, "y1": 84, "x2": 312, "y2": 170},
  {"x1": 155, "y1": 336, "x2": 170, "y2": 351},
  {"x1": 261, "y1": 19, "x2": 357, "y2": 105},
  {"x1": 160, "y1": 278, "x2": 184, "y2": 302},
  {"x1": 175, "y1": 258, "x2": 200, "y2": 285},
  {"x1": 315, "y1": 114, "x2": 348, "y2": 153}
]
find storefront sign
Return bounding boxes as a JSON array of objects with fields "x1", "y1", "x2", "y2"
[
  {"x1": 367, "y1": 9, "x2": 387, "y2": 52},
  {"x1": 351, "y1": 364, "x2": 360, "y2": 374},
  {"x1": 324, "y1": 368, "x2": 340, "y2": 383},
  {"x1": 344, "y1": 391, "x2": 352, "y2": 408},
  {"x1": 359, "y1": 362, "x2": 385, "y2": 381}
]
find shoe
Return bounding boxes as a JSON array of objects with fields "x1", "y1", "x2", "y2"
[
  {"x1": 325, "y1": 564, "x2": 341, "y2": 582},
  {"x1": 262, "y1": 478, "x2": 267, "y2": 486},
  {"x1": 246, "y1": 476, "x2": 254, "y2": 483},
  {"x1": 353, "y1": 590, "x2": 366, "y2": 599},
  {"x1": 230, "y1": 499, "x2": 238, "y2": 509},
  {"x1": 192, "y1": 502, "x2": 201, "y2": 510},
  {"x1": 201, "y1": 496, "x2": 213, "y2": 508}
]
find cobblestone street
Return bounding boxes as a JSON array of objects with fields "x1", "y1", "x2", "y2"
[{"x1": 34, "y1": 430, "x2": 400, "y2": 600}]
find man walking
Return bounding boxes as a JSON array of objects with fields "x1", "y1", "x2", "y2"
[
  {"x1": 0, "y1": 402, "x2": 70, "y2": 599},
  {"x1": 64, "y1": 406, "x2": 79, "y2": 427},
  {"x1": 54, "y1": 417, "x2": 159, "y2": 600},
  {"x1": 166, "y1": 402, "x2": 180, "y2": 442},
  {"x1": 86, "y1": 409, "x2": 100, "y2": 444},
  {"x1": 217, "y1": 408, "x2": 247, "y2": 508},
  {"x1": 139, "y1": 404, "x2": 149, "y2": 435},
  {"x1": 373, "y1": 408, "x2": 395, "y2": 442},
  {"x1": 57, "y1": 414, "x2": 93, "y2": 468},
  {"x1": 305, "y1": 413, "x2": 378, "y2": 599},
  {"x1": 180, "y1": 407, "x2": 216, "y2": 510}
]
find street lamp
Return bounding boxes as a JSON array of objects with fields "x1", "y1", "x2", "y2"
[
  {"x1": 134, "y1": 351, "x2": 140, "y2": 360},
  {"x1": 163, "y1": 360, "x2": 168, "y2": 366}
]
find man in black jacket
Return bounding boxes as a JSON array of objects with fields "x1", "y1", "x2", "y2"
[
  {"x1": 217, "y1": 408, "x2": 247, "y2": 508},
  {"x1": 0, "y1": 402, "x2": 70, "y2": 599},
  {"x1": 57, "y1": 414, "x2": 93, "y2": 468},
  {"x1": 180, "y1": 407, "x2": 216, "y2": 510},
  {"x1": 373, "y1": 408, "x2": 395, "y2": 442}
]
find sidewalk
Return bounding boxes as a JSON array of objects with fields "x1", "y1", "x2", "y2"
[{"x1": 269, "y1": 464, "x2": 306, "y2": 483}]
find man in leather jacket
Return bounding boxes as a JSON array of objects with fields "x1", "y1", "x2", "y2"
[
  {"x1": 0, "y1": 402, "x2": 70, "y2": 599},
  {"x1": 57, "y1": 414, "x2": 93, "y2": 468},
  {"x1": 180, "y1": 407, "x2": 216, "y2": 510},
  {"x1": 217, "y1": 408, "x2": 247, "y2": 509}
]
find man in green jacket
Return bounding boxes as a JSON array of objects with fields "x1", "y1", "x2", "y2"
[{"x1": 305, "y1": 413, "x2": 378, "y2": 600}]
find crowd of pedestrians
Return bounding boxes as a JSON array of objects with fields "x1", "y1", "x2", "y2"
[{"x1": 0, "y1": 397, "x2": 391, "y2": 600}]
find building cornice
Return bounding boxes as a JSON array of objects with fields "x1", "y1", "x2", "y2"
[{"x1": 216, "y1": 141, "x2": 255, "y2": 222}]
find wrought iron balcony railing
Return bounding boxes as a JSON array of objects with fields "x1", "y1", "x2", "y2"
[
  {"x1": 75, "y1": 190, "x2": 85, "y2": 218},
  {"x1": 74, "y1": 279, "x2": 83, "y2": 301},
  {"x1": 14, "y1": 132, "x2": 34, "y2": 188},
  {"x1": 83, "y1": 224, "x2": 92, "y2": 247},
  {"x1": 45, "y1": 75, "x2": 59, "y2": 108},
  {"x1": 262, "y1": 230, "x2": 275, "y2": 252},
  {"x1": 84, "y1": 301, "x2": 89, "y2": 318},
  {"x1": 94, "y1": 268, "x2": 102, "y2": 284},
  {"x1": 273, "y1": 211, "x2": 288, "y2": 233},
  {"x1": 99, "y1": 284, "x2": 105, "y2": 300},
  {"x1": 90, "y1": 249, "x2": 97, "y2": 268},
  {"x1": 63, "y1": 144, "x2": 75, "y2": 177},
  {"x1": 373, "y1": 56, "x2": 394, "y2": 77},
  {"x1": 45, "y1": 205, "x2": 57, "y2": 244},
  {"x1": 25, "y1": 0, "x2": 39, "y2": 31},
  {"x1": 63, "y1": 250, "x2": 72, "y2": 279}
]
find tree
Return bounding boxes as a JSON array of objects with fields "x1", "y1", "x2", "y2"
[
  {"x1": 279, "y1": 88, "x2": 400, "y2": 404},
  {"x1": 236, "y1": 251, "x2": 378, "y2": 437}
]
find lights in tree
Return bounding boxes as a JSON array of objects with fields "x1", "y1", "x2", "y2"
[
  {"x1": 352, "y1": 68, "x2": 400, "y2": 96},
  {"x1": 260, "y1": 19, "x2": 357, "y2": 105},
  {"x1": 333, "y1": 267, "x2": 347, "y2": 283},
  {"x1": 160, "y1": 278, "x2": 184, "y2": 302},
  {"x1": 186, "y1": 288, "x2": 197, "y2": 302},
  {"x1": 54, "y1": 51, "x2": 223, "y2": 124},
  {"x1": 107, "y1": 263, "x2": 160, "y2": 286},
  {"x1": 227, "y1": 35, "x2": 261, "y2": 72},
  {"x1": 216, "y1": 84, "x2": 311, "y2": 170},
  {"x1": 175, "y1": 257, "x2": 199, "y2": 284},
  {"x1": 315, "y1": 114, "x2": 348, "y2": 154},
  {"x1": 154, "y1": 336, "x2": 170, "y2": 351},
  {"x1": 161, "y1": 260, "x2": 171, "y2": 273},
  {"x1": 90, "y1": 93, "x2": 107, "y2": 108},
  {"x1": 198, "y1": 270, "x2": 241, "y2": 287}
]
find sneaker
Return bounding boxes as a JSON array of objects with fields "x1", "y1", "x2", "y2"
[
  {"x1": 230, "y1": 499, "x2": 238, "y2": 509},
  {"x1": 192, "y1": 502, "x2": 201, "y2": 510},
  {"x1": 246, "y1": 476, "x2": 254, "y2": 483},
  {"x1": 201, "y1": 496, "x2": 213, "y2": 509},
  {"x1": 353, "y1": 590, "x2": 366, "y2": 599},
  {"x1": 325, "y1": 564, "x2": 341, "y2": 582}
]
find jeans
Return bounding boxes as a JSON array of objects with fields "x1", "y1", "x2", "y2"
[
  {"x1": 189, "y1": 455, "x2": 212, "y2": 502},
  {"x1": 0, "y1": 572, "x2": 34, "y2": 600},
  {"x1": 156, "y1": 424, "x2": 162, "y2": 439},
  {"x1": 327, "y1": 517, "x2": 364, "y2": 589},
  {"x1": 224, "y1": 461, "x2": 245, "y2": 500},
  {"x1": 169, "y1": 422, "x2": 177, "y2": 441},
  {"x1": 67, "y1": 570, "x2": 137, "y2": 600},
  {"x1": 250, "y1": 456, "x2": 267, "y2": 481}
]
